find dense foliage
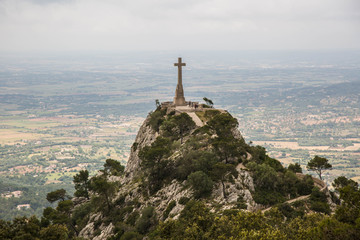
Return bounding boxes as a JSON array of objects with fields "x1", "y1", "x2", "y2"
[
  {"x1": 245, "y1": 146, "x2": 314, "y2": 206},
  {"x1": 151, "y1": 199, "x2": 360, "y2": 240}
]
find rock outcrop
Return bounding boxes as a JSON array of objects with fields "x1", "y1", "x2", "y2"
[
  {"x1": 77, "y1": 107, "x2": 332, "y2": 239},
  {"x1": 125, "y1": 117, "x2": 158, "y2": 178},
  {"x1": 78, "y1": 108, "x2": 260, "y2": 239}
]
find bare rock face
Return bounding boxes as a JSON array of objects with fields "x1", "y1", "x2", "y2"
[
  {"x1": 211, "y1": 164, "x2": 259, "y2": 211},
  {"x1": 231, "y1": 127, "x2": 245, "y2": 142},
  {"x1": 148, "y1": 180, "x2": 192, "y2": 220},
  {"x1": 79, "y1": 213, "x2": 101, "y2": 239},
  {"x1": 125, "y1": 116, "x2": 158, "y2": 178},
  {"x1": 93, "y1": 223, "x2": 114, "y2": 240}
]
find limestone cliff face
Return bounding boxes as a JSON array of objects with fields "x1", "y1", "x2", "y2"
[
  {"x1": 125, "y1": 115, "x2": 158, "y2": 178},
  {"x1": 123, "y1": 110, "x2": 258, "y2": 211}
]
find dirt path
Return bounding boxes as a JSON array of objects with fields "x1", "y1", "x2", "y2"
[
  {"x1": 186, "y1": 112, "x2": 204, "y2": 127},
  {"x1": 262, "y1": 176, "x2": 327, "y2": 213},
  {"x1": 261, "y1": 195, "x2": 310, "y2": 213}
]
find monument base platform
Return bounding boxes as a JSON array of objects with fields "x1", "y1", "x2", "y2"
[{"x1": 173, "y1": 96, "x2": 186, "y2": 106}]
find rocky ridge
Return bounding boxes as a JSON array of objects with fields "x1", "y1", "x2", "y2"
[{"x1": 77, "y1": 107, "x2": 330, "y2": 239}]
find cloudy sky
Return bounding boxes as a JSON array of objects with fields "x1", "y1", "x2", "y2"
[{"x1": 0, "y1": 0, "x2": 359, "y2": 52}]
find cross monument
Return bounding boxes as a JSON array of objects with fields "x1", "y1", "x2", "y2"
[{"x1": 173, "y1": 57, "x2": 186, "y2": 106}]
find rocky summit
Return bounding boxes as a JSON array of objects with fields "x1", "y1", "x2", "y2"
[{"x1": 73, "y1": 104, "x2": 336, "y2": 240}]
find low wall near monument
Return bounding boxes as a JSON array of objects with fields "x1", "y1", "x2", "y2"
[{"x1": 161, "y1": 101, "x2": 202, "y2": 113}]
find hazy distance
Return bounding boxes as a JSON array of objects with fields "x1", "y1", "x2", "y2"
[{"x1": 0, "y1": 0, "x2": 359, "y2": 53}]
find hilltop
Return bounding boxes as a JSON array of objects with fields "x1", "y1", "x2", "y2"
[
  {"x1": 1, "y1": 104, "x2": 360, "y2": 239},
  {"x1": 72, "y1": 104, "x2": 336, "y2": 239}
]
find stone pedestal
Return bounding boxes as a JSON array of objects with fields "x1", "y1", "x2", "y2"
[{"x1": 174, "y1": 84, "x2": 186, "y2": 106}]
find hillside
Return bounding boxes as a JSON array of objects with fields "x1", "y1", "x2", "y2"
[
  {"x1": 1, "y1": 105, "x2": 360, "y2": 239},
  {"x1": 73, "y1": 106, "x2": 335, "y2": 239}
]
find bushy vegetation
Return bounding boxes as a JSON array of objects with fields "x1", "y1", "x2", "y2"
[
  {"x1": 138, "y1": 137, "x2": 173, "y2": 193},
  {"x1": 244, "y1": 146, "x2": 316, "y2": 206},
  {"x1": 139, "y1": 112, "x2": 246, "y2": 198},
  {"x1": 288, "y1": 163, "x2": 302, "y2": 173},
  {"x1": 148, "y1": 108, "x2": 167, "y2": 132},
  {"x1": 151, "y1": 196, "x2": 360, "y2": 240},
  {"x1": 1, "y1": 150, "x2": 360, "y2": 240},
  {"x1": 161, "y1": 112, "x2": 196, "y2": 143},
  {"x1": 309, "y1": 187, "x2": 331, "y2": 214},
  {"x1": 162, "y1": 200, "x2": 176, "y2": 220},
  {"x1": 187, "y1": 171, "x2": 214, "y2": 198}
]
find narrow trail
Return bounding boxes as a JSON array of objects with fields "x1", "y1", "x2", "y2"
[
  {"x1": 186, "y1": 112, "x2": 204, "y2": 127},
  {"x1": 174, "y1": 105, "x2": 204, "y2": 127},
  {"x1": 262, "y1": 176, "x2": 327, "y2": 213}
]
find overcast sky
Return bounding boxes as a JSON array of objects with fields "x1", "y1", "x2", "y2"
[{"x1": 0, "y1": 0, "x2": 359, "y2": 53}]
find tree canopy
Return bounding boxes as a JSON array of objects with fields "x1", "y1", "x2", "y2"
[
  {"x1": 288, "y1": 163, "x2": 302, "y2": 173},
  {"x1": 307, "y1": 156, "x2": 332, "y2": 180},
  {"x1": 203, "y1": 97, "x2": 214, "y2": 107},
  {"x1": 73, "y1": 170, "x2": 90, "y2": 199},
  {"x1": 103, "y1": 158, "x2": 125, "y2": 176},
  {"x1": 46, "y1": 189, "x2": 68, "y2": 203}
]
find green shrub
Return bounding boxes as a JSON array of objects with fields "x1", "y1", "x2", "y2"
[
  {"x1": 94, "y1": 219, "x2": 102, "y2": 230},
  {"x1": 120, "y1": 231, "x2": 143, "y2": 240},
  {"x1": 117, "y1": 206, "x2": 134, "y2": 222},
  {"x1": 187, "y1": 171, "x2": 213, "y2": 198},
  {"x1": 193, "y1": 125, "x2": 211, "y2": 135},
  {"x1": 131, "y1": 142, "x2": 138, "y2": 152},
  {"x1": 236, "y1": 195, "x2": 247, "y2": 209},
  {"x1": 253, "y1": 190, "x2": 285, "y2": 206},
  {"x1": 136, "y1": 206, "x2": 156, "y2": 234},
  {"x1": 138, "y1": 137, "x2": 173, "y2": 193},
  {"x1": 202, "y1": 104, "x2": 211, "y2": 108},
  {"x1": 148, "y1": 109, "x2": 166, "y2": 132},
  {"x1": 264, "y1": 156, "x2": 284, "y2": 172},
  {"x1": 161, "y1": 113, "x2": 196, "y2": 143},
  {"x1": 175, "y1": 150, "x2": 217, "y2": 181},
  {"x1": 125, "y1": 211, "x2": 139, "y2": 226},
  {"x1": 277, "y1": 203, "x2": 304, "y2": 219},
  {"x1": 71, "y1": 202, "x2": 91, "y2": 230},
  {"x1": 163, "y1": 200, "x2": 176, "y2": 220},
  {"x1": 109, "y1": 222, "x2": 135, "y2": 240},
  {"x1": 103, "y1": 159, "x2": 124, "y2": 176},
  {"x1": 288, "y1": 163, "x2": 302, "y2": 173},
  {"x1": 178, "y1": 197, "x2": 190, "y2": 205},
  {"x1": 114, "y1": 195, "x2": 126, "y2": 206},
  {"x1": 296, "y1": 174, "x2": 314, "y2": 195},
  {"x1": 310, "y1": 187, "x2": 330, "y2": 214},
  {"x1": 93, "y1": 229, "x2": 101, "y2": 236},
  {"x1": 310, "y1": 201, "x2": 331, "y2": 215},
  {"x1": 204, "y1": 109, "x2": 220, "y2": 119}
]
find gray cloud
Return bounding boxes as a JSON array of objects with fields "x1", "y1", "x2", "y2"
[{"x1": 0, "y1": 0, "x2": 359, "y2": 52}]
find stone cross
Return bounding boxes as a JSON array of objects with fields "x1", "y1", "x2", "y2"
[{"x1": 173, "y1": 57, "x2": 186, "y2": 106}]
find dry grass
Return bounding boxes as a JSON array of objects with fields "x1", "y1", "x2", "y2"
[
  {"x1": 253, "y1": 141, "x2": 330, "y2": 151},
  {"x1": 0, "y1": 129, "x2": 48, "y2": 144}
]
